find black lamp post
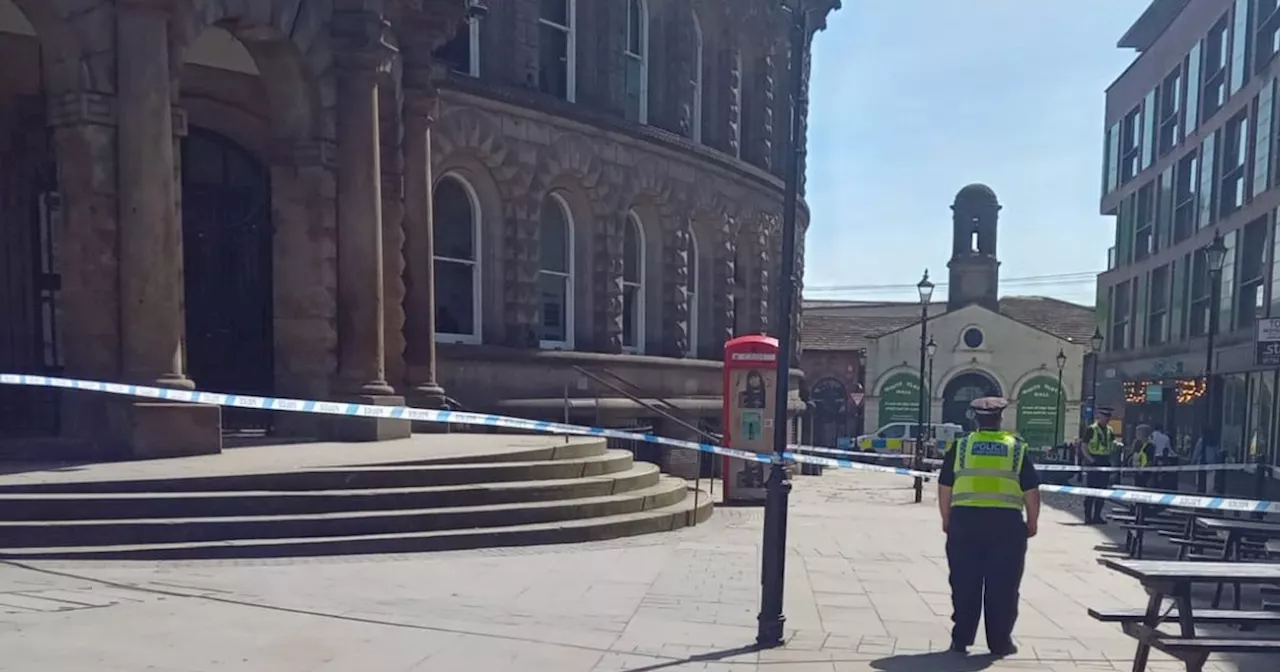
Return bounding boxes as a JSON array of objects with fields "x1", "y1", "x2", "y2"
[
  {"x1": 913, "y1": 270, "x2": 935, "y2": 504},
  {"x1": 1198, "y1": 231, "x2": 1228, "y2": 494},
  {"x1": 856, "y1": 347, "x2": 868, "y2": 436},
  {"x1": 757, "y1": 0, "x2": 813, "y2": 649},
  {"x1": 1055, "y1": 348, "x2": 1067, "y2": 455},
  {"x1": 1088, "y1": 328, "x2": 1103, "y2": 467},
  {"x1": 926, "y1": 336, "x2": 937, "y2": 431}
]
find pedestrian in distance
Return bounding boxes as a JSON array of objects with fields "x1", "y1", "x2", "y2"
[
  {"x1": 1077, "y1": 406, "x2": 1117, "y2": 524},
  {"x1": 937, "y1": 396, "x2": 1042, "y2": 657},
  {"x1": 1130, "y1": 424, "x2": 1154, "y2": 489}
]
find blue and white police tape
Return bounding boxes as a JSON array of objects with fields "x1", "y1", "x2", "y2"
[
  {"x1": 1039, "y1": 483, "x2": 1280, "y2": 515},
  {"x1": 0, "y1": 373, "x2": 934, "y2": 481},
  {"x1": 796, "y1": 444, "x2": 1257, "y2": 474}
]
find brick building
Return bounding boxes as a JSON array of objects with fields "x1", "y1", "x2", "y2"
[
  {"x1": 0, "y1": 0, "x2": 838, "y2": 463},
  {"x1": 1095, "y1": 0, "x2": 1280, "y2": 464}
]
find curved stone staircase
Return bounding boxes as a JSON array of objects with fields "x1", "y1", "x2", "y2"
[{"x1": 0, "y1": 436, "x2": 712, "y2": 560}]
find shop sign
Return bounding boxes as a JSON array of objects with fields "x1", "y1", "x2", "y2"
[{"x1": 1256, "y1": 318, "x2": 1280, "y2": 367}]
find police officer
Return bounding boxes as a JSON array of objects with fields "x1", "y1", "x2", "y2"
[
  {"x1": 1078, "y1": 406, "x2": 1116, "y2": 524},
  {"x1": 937, "y1": 397, "x2": 1041, "y2": 657},
  {"x1": 1130, "y1": 424, "x2": 1154, "y2": 488}
]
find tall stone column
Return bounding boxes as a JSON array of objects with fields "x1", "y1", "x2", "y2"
[
  {"x1": 331, "y1": 11, "x2": 409, "y2": 441},
  {"x1": 402, "y1": 86, "x2": 447, "y2": 411},
  {"x1": 115, "y1": 2, "x2": 188, "y2": 390},
  {"x1": 111, "y1": 1, "x2": 221, "y2": 457}
]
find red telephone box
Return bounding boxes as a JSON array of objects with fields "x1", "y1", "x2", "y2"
[{"x1": 722, "y1": 335, "x2": 779, "y2": 503}]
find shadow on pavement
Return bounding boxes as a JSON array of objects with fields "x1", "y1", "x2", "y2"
[
  {"x1": 619, "y1": 645, "x2": 760, "y2": 671},
  {"x1": 870, "y1": 651, "x2": 1003, "y2": 671}
]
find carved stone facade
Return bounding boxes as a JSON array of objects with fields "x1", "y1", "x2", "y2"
[{"x1": 0, "y1": 0, "x2": 835, "y2": 461}]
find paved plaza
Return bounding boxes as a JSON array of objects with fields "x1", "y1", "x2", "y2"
[{"x1": 0, "y1": 465, "x2": 1274, "y2": 671}]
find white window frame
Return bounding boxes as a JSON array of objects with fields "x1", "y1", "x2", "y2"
[
  {"x1": 691, "y1": 13, "x2": 704, "y2": 143},
  {"x1": 624, "y1": 0, "x2": 649, "y2": 124},
  {"x1": 538, "y1": 0, "x2": 577, "y2": 103},
  {"x1": 622, "y1": 211, "x2": 646, "y2": 354},
  {"x1": 433, "y1": 173, "x2": 483, "y2": 345},
  {"x1": 465, "y1": 13, "x2": 481, "y2": 78},
  {"x1": 687, "y1": 228, "x2": 699, "y2": 357},
  {"x1": 539, "y1": 192, "x2": 575, "y2": 350}
]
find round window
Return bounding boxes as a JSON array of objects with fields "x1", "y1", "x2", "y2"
[{"x1": 963, "y1": 328, "x2": 985, "y2": 349}]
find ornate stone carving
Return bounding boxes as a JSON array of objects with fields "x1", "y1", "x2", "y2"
[
  {"x1": 593, "y1": 212, "x2": 625, "y2": 354},
  {"x1": 760, "y1": 43, "x2": 776, "y2": 172},
  {"x1": 726, "y1": 46, "x2": 742, "y2": 158}
]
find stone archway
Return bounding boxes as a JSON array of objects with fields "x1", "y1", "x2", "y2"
[
  {"x1": 941, "y1": 371, "x2": 1002, "y2": 429},
  {"x1": 173, "y1": 3, "x2": 334, "y2": 434}
]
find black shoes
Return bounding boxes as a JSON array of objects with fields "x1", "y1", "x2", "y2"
[
  {"x1": 989, "y1": 643, "x2": 1019, "y2": 657},
  {"x1": 948, "y1": 642, "x2": 968, "y2": 654}
]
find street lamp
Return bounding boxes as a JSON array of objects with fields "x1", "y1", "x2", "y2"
[
  {"x1": 925, "y1": 336, "x2": 937, "y2": 433},
  {"x1": 856, "y1": 347, "x2": 868, "y2": 436},
  {"x1": 913, "y1": 270, "x2": 935, "y2": 504},
  {"x1": 758, "y1": 0, "x2": 816, "y2": 649},
  {"x1": 1199, "y1": 231, "x2": 1228, "y2": 493},
  {"x1": 1054, "y1": 349, "x2": 1066, "y2": 456}
]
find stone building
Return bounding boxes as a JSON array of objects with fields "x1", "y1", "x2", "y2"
[
  {"x1": 802, "y1": 185, "x2": 1098, "y2": 449},
  {"x1": 0, "y1": 0, "x2": 838, "y2": 465}
]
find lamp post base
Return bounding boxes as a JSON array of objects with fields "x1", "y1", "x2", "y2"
[{"x1": 755, "y1": 460, "x2": 792, "y2": 648}]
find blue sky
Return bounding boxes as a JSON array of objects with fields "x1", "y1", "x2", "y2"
[{"x1": 803, "y1": 0, "x2": 1152, "y2": 306}]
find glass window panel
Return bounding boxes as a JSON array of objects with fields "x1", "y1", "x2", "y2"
[
  {"x1": 622, "y1": 285, "x2": 640, "y2": 347},
  {"x1": 1221, "y1": 230, "x2": 1237, "y2": 330},
  {"x1": 1231, "y1": 0, "x2": 1250, "y2": 94},
  {"x1": 433, "y1": 178, "x2": 475, "y2": 260},
  {"x1": 1171, "y1": 257, "x2": 1186, "y2": 341},
  {"x1": 1198, "y1": 133, "x2": 1217, "y2": 229},
  {"x1": 434, "y1": 260, "x2": 475, "y2": 336},
  {"x1": 1142, "y1": 89, "x2": 1157, "y2": 170},
  {"x1": 1257, "y1": 80, "x2": 1276, "y2": 198},
  {"x1": 539, "y1": 0, "x2": 568, "y2": 26},
  {"x1": 627, "y1": 0, "x2": 642, "y2": 55},
  {"x1": 1187, "y1": 42, "x2": 1203, "y2": 133},
  {"x1": 540, "y1": 197, "x2": 569, "y2": 273},
  {"x1": 623, "y1": 216, "x2": 641, "y2": 282},
  {"x1": 539, "y1": 24, "x2": 569, "y2": 99},
  {"x1": 1105, "y1": 123, "x2": 1121, "y2": 194},
  {"x1": 538, "y1": 272, "x2": 568, "y2": 342}
]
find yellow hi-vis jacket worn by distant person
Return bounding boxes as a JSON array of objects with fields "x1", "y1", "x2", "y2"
[
  {"x1": 950, "y1": 432, "x2": 1026, "y2": 511},
  {"x1": 1087, "y1": 421, "x2": 1114, "y2": 456}
]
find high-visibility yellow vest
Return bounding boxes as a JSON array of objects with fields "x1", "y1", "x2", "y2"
[
  {"x1": 1134, "y1": 440, "x2": 1151, "y2": 467},
  {"x1": 1087, "y1": 423, "x2": 1114, "y2": 456},
  {"x1": 951, "y1": 431, "x2": 1026, "y2": 511}
]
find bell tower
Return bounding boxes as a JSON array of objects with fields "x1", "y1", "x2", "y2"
[{"x1": 947, "y1": 183, "x2": 1001, "y2": 312}]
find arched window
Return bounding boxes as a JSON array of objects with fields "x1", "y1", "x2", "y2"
[
  {"x1": 433, "y1": 174, "x2": 481, "y2": 344},
  {"x1": 687, "y1": 229, "x2": 699, "y2": 357},
  {"x1": 432, "y1": 7, "x2": 482, "y2": 77},
  {"x1": 622, "y1": 212, "x2": 645, "y2": 353},
  {"x1": 538, "y1": 0, "x2": 576, "y2": 102},
  {"x1": 624, "y1": 0, "x2": 649, "y2": 124},
  {"x1": 691, "y1": 13, "x2": 704, "y2": 144},
  {"x1": 539, "y1": 193, "x2": 574, "y2": 349}
]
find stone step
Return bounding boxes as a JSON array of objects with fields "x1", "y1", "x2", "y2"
[
  {"x1": 362, "y1": 438, "x2": 607, "y2": 465},
  {"x1": 0, "y1": 463, "x2": 662, "y2": 521},
  {"x1": 0, "y1": 477, "x2": 692, "y2": 548},
  {"x1": 0, "y1": 489, "x2": 714, "y2": 560},
  {"x1": 0, "y1": 450, "x2": 637, "y2": 494}
]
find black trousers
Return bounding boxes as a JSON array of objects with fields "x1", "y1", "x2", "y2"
[
  {"x1": 1083, "y1": 455, "x2": 1112, "y2": 521},
  {"x1": 946, "y1": 509, "x2": 1027, "y2": 650}
]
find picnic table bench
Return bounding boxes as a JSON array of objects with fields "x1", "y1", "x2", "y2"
[
  {"x1": 1093, "y1": 558, "x2": 1280, "y2": 671},
  {"x1": 1192, "y1": 517, "x2": 1280, "y2": 610}
]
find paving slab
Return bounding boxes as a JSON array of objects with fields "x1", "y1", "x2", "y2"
[{"x1": 0, "y1": 467, "x2": 1275, "y2": 671}]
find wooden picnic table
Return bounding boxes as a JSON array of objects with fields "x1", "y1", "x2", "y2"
[
  {"x1": 1193, "y1": 517, "x2": 1280, "y2": 609},
  {"x1": 1268, "y1": 539, "x2": 1280, "y2": 557},
  {"x1": 1094, "y1": 558, "x2": 1280, "y2": 671}
]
